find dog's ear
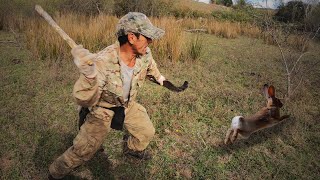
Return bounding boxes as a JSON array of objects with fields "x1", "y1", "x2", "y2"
[
  {"x1": 263, "y1": 84, "x2": 269, "y2": 98},
  {"x1": 268, "y1": 85, "x2": 275, "y2": 97}
]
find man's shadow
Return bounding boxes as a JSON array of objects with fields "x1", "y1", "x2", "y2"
[
  {"x1": 33, "y1": 130, "x2": 115, "y2": 179},
  {"x1": 33, "y1": 130, "x2": 148, "y2": 179},
  {"x1": 84, "y1": 149, "x2": 114, "y2": 179},
  {"x1": 33, "y1": 130, "x2": 74, "y2": 171}
]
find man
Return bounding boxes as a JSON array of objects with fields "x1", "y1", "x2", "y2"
[{"x1": 48, "y1": 12, "x2": 172, "y2": 179}]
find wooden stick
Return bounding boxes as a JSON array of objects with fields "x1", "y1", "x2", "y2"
[
  {"x1": 35, "y1": 5, "x2": 77, "y2": 48},
  {"x1": 35, "y1": 5, "x2": 93, "y2": 65}
]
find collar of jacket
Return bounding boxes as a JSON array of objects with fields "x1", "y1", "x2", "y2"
[
  {"x1": 106, "y1": 41, "x2": 145, "y2": 101},
  {"x1": 114, "y1": 41, "x2": 144, "y2": 77}
]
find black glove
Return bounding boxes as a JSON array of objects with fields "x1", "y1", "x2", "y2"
[
  {"x1": 147, "y1": 75, "x2": 188, "y2": 92},
  {"x1": 109, "y1": 106, "x2": 125, "y2": 131}
]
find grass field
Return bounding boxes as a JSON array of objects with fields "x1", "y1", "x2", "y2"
[{"x1": 0, "y1": 28, "x2": 319, "y2": 179}]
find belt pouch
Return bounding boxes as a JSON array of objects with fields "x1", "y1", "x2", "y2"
[{"x1": 109, "y1": 106, "x2": 125, "y2": 130}]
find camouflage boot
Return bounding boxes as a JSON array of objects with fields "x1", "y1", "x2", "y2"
[{"x1": 122, "y1": 134, "x2": 152, "y2": 160}]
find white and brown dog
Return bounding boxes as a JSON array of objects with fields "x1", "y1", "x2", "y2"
[{"x1": 224, "y1": 84, "x2": 290, "y2": 144}]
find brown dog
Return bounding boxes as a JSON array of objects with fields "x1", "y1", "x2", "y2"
[{"x1": 224, "y1": 84, "x2": 290, "y2": 144}]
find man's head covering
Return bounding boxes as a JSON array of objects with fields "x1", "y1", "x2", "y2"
[{"x1": 116, "y1": 12, "x2": 165, "y2": 40}]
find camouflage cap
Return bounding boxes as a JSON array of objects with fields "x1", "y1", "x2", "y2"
[{"x1": 116, "y1": 12, "x2": 165, "y2": 40}]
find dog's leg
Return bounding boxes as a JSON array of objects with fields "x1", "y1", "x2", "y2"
[
  {"x1": 224, "y1": 128, "x2": 233, "y2": 144},
  {"x1": 230, "y1": 128, "x2": 239, "y2": 143}
]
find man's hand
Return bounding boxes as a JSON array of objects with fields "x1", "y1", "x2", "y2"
[
  {"x1": 157, "y1": 75, "x2": 166, "y2": 86},
  {"x1": 162, "y1": 80, "x2": 188, "y2": 92},
  {"x1": 71, "y1": 45, "x2": 97, "y2": 78},
  {"x1": 147, "y1": 75, "x2": 188, "y2": 92}
]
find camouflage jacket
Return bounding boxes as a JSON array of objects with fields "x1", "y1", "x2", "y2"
[{"x1": 73, "y1": 42, "x2": 162, "y2": 109}]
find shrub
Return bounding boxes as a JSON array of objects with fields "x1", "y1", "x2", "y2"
[
  {"x1": 210, "y1": 0, "x2": 233, "y2": 7},
  {"x1": 187, "y1": 34, "x2": 203, "y2": 61},
  {"x1": 113, "y1": 0, "x2": 173, "y2": 17},
  {"x1": 59, "y1": 0, "x2": 114, "y2": 15},
  {"x1": 304, "y1": 3, "x2": 320, "y2": 31},
  {"x1": 274, "y1": 1, "x2": 307, "y2": 23},
  {"x1": 211, "y1": 8, "x2": 255, "y2": 23}
]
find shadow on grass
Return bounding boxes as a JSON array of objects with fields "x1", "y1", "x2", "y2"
[
  {"x1": 84, "y1": 150, "x2": 114, "y2": 179},
  {"x1": 33, "y1": 130, "x2": 149, "y2": 179},
  {"x1": 217, "y1": 117, "x2": 293, "y2": 153},
  {"x1": 34, "y1": 130, "x2": 74, "y2": 170}
]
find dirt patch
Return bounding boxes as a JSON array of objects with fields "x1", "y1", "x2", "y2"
[{"x1": 0, "y1": 152, "x2": 15, "y2": 173}]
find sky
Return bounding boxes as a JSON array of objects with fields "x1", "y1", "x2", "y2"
[{"x1": 197, "y1": 0, "x2": 319, "y2": 9}]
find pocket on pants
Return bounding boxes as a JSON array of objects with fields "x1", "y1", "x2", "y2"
[
  {"x1": 73, "y1": 133, "x2": 97, "y2": 158},
  {"x1": 137, "y1": 105, "x2": 147, "y2": 113}
]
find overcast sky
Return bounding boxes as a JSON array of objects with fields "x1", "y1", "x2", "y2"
[{"x1": 197, "y1": 0, "x2": 319, "y2": 9}]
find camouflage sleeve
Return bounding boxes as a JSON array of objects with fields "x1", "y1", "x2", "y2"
[
  {"x1": 146, "y1": 48, "x2": 162, "y2": 80},
  {"x1": 72, "y1": 74, "x2": 101, "y2": 107}
]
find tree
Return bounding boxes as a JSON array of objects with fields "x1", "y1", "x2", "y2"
[
  {"x1": 60, "y1": 0, "x2": 114, "y2": 15},
  {"x1": 304, "y1": 2, "x2": 320, "y2": 31},
  {"x1": 256, "y1": 8, "x2": 320, "y2": 100},
  {"x1": 238, "y1": 0, "x2": 247, "y2": 7},
  {"x1": 210, "y1": 0, "x2": 233, "y2": 7},
  {"x1": 114, "y1": 0, "x2": 173, "y2": 17},
  {"x1": 275, "y1": 1, "x2": 307, "y2": 23},
  {"x1": 222, "y1": 0, "x2": 233, "y2": 7}
]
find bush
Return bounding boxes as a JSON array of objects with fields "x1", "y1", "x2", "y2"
[
  {"x1": 274, "y1": 1, "x2": 307, "y2": 23},
  {"x1": 113, "y1": 0, "x2": 173, "y2": 17},
  {"x1": 60, "y1": 0, "x2": 114, "y2": 15},
  {"x1": 304, "y1": 3, "x2": 320, "y2": 31},
  {"x1": 211, "y1": 0, "x2": 233, "y2": 7},
  {"x1": 211, "y1": 8, "x2": 255, "y2": 23},
  {"x1": 171, "y1": 7, "x2": 208, "y2": 18}
]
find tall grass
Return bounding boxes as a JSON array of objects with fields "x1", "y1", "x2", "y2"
[
  {"x1": 14, "y1": 13, "x2": 185, "y2": 64},
  {"x1": 151, "y1": 17, "x2": 185, "y2": 63},
  {"x1": 6, "y1": 12, "x2": 310, "y2": 64},
  {"x1": 240, "y1": 23, "x2": 261, "y2": 38},
  {"x1": 24, "y1": 13, "x2": 118, "y2": 61},
  {"x1": 180, "y1": 18, "x2": 260, "y2": 39},
  {"x1": 262, "y1": 29, "x2": 310, "y2": 52},
  {"x1": 3, "y1": 14, "x2": 27, "y2": 32},
  {"x1": 187, "y1": 33, "x2": 203, "y2": 61}
]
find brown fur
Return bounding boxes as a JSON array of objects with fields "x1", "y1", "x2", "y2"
[{"x1": 224, "y1": 84, "x2": 290, "y2": 145}]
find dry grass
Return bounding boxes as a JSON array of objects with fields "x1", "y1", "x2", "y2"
[
  {"x1": 180, "y1": 18, "x2": 261, "y2": 39},
  {"x1": 287, "y1": 34, "x2": 310, "y2": 52},
  {"x1": 262, "y1": 29, "x2": 311, "y2": 52},
  {"x1": 240, "y1": 23, "x2": 261, "y2": 38},
  {"x1": 6, "y1": 13, "x2": 274, "y2": 63},
  {"x1": 151, "y1": 17, "x2": 185, "y2": 63},
  {"x1": 24, "y1": 13, "x2": 118, "y2": 60},
  {"x1": 207, "y1": 20, "x2": 240, "y2": 38},
  {"x1": 16, "y1": 13, "x2": 187, "y2": 63}
]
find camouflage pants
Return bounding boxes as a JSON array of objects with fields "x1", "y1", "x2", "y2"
[{"x1": 49, "y1": 102, "x2": 155, "y2": 179}]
